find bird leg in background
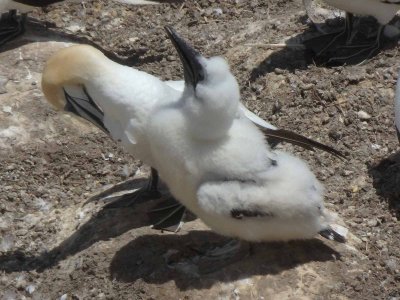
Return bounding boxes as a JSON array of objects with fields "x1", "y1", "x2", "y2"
[
  {"x1": 148, "y1": 197, "x2": 187, "y2": 232},
  {"x1": 327, "y1": 25, "x2": 384, "y2": 65},
  {"x1": 81, "y1": 162, "x2": 189, "y2": 232},
  {"x1": 0, "y1": 10, "x2": 26, "y2": 47},
  {"x1": 313, "y1": 12, "x2": 354, "y2": 56},
  {"x1": 146, "y1": 167, "x2": 161, "y2": 195}
]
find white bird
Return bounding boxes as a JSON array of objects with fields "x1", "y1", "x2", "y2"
[
  {"x1": 42, "y1": 38, "x2": 343, "y2": 231},
  {"x1": 395, "y1": 69, "x2": 400, "y2": 141},
  {"x1": 303, "y1": 0, "x2": 400, "y2": 62},
  {"x1": 145, "y1": 26, "x2": 345, "y2": 245}
]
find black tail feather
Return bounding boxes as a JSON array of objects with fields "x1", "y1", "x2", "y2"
[
  {"x1": 260, "y1": 127, "x2": 346, "y2": 160},
  {"x1": 319, "y1": 228, "x2": 346, "y2": 243}
]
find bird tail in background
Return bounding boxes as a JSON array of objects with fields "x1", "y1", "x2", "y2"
[{"x1": 319, "y1": 227, "x2": 346, "y2": 243}]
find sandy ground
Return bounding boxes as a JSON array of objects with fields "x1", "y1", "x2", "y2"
[{"x1": 0, "y1": 0, "x2": 399, "y2": 299}]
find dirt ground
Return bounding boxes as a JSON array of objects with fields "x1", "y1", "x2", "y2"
[{"x1": 0, "y1": 0, "x2": 399, "y2": 299}]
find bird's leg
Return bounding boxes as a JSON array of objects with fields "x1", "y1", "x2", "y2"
[
  {"x1": 327, "y1": 25, "x2": 384, "y2": 65},
  {"x1": 0, "y1": 10, "x2": 26, "y2": 47},
  {"x1": 314, "y1": 12, "x2": 354, "y2": 56},
  {"x1": 148, "y1": 197, "x2": 186, "y2": 232},
  {"x1": 100, "y1": 168, "x2": 187, "y2": 232},
  {"x1": 146, "y1": 167, "x2": 161, "y2": 196},
  {"x1": 103, "y1": 167, "x2": 162, "y2": 209},
  {"x1": 145, "y1": 168, "x2": 188, "y2": 232}
]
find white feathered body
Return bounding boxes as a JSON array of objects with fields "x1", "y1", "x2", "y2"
[
  {"x1": 148, "y1": 104, "x2": 331, "y2": 242},
  {"x1": 323, "y1": 0, "x2": 400, "y2": 24},
  {"x1": 42, "y1": 46, "x2": 276, "y2": 169},
  {"x1": 63, "y1": 56, "x2": 181, "y2": 165}
]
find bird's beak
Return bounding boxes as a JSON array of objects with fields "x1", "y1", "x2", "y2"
[
  {"x1": 63, "y1": 87, "x2": 109, "y2": 134},
  {"x1": 164, "y1": 26, "x2": 205, "y2": 88}
]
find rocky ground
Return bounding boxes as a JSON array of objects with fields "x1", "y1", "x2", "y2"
[{"x1": 0, "y1": 0, "x2": 399, "y2": 299}]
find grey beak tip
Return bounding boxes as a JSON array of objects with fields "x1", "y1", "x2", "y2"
[{"x1": 164, "y1": 25, "x2": 204, "y2": 88}]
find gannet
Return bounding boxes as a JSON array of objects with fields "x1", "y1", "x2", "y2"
[
  {"x1": 303, "y1": 0, "x2": 400, "y2": 62},
  {"x1": 146, "y1": 26, "x2": 345, "y2": 245},
  {"x1": 41, "y1": 40, "x2": 343, "y2": 232}
]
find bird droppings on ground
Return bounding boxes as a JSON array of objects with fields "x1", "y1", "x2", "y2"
[{"x1": 0, "y1": 0, "x2": 399, "y2": 299}]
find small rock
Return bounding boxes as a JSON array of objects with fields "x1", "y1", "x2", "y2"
[
  {"x1": 0, "y1": 234, "x2": 14, "y2": 252},
  {"x1": 0, "y1": 77, "x2": 7, "y2": 94},
  {"x1": 26, "y1": 285, "x2": 36, "y2": 294},
  {"x1": 386, "y1": 259, "x2": 398, "y2": 273},
  {"x1": 2, "y1": 106, "x2": 12, "y2": 114},
  {"x1": 66, "y1": 24, "x2": 83, "y2": 33},
  {"x1": 371, "y1": 143, "x2": 381, "y2": 150},
  {"x1": 60, "y1": 294, "x2": 68, "y2": 300},
  {"x1": 357, "y1": 110, "x2": 372, "y2": 120},
  {"x1": 213, "y1": 8, "x2": 223, "y2": 16}
]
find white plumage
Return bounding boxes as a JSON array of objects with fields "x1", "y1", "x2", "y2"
[
  {"x1": 146, "y1": 27, "x2": 343, "y2": 242},
  {"x1": 42, "y1": 45, "x2": 182, "y2": 167},
  {"x1": 322, "y1": 0, "x2": 400, "y2": 25},
  {"x1": 41, "y1": 46, "x2": 301, "y2": 168},
  {"x1": 42, "y1": 30, "x2": 344, "y2": 237}
]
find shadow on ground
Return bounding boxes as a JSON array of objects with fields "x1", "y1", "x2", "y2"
[
  {"x1": 110, "y1": 231, "x2": 340, "y2": 291},
  {"x1": 368, "y1": 151, "x2": 400, "y2": 218},
  {"x1": 0, "y1": 17, "x2": 164, "y2": 66},
  {"x1": 249, "y1": 16, "x2": 399, "y2": 82},
  {"x1": 0, "y1": 178, "x2": 159, "y2": 273}
]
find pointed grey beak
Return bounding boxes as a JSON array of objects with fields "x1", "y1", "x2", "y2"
[
  {"x1": 63, "y1": 87, "x2": 109, "y2": 134},
  {"x1": 164, "y1": 26, "x2": 205, "y2": 88}
]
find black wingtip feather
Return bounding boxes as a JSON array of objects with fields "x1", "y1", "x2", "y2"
[
  {"x1": 319, "y1": 228, "x2": 346, "y2": 243},
  {"x1": 260, "y1": 127, "x2": 346, "y2": 160}
]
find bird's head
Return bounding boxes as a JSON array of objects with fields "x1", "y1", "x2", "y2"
[
  {"x1": 165, "y1": 26, "x2": 240, "y2": 140},
  {"x1": 41, "y1": 45, "x2": 109, "y2": 133}
]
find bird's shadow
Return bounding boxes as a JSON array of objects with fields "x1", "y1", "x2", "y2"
[
  {"x1": 249, "y1": 16, "x2": 400, "y2": 81},
  {"x1": 368, "y1": 151, "x2": 400, "y2": 218},
  {"x1": 0, "y1": 17, "x2": 163, "y2": 66},
  {"x1": 109, "y1": 231, "x2": 341, "y2": 290},
  {"x1": 0, "y1": 177, "x2": 162, "y2": 273},
  {"x1": 0, "y1": 171, "x2": 341, "y2": 290}
]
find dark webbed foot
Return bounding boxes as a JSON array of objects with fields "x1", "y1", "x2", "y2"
[
  {"x1": 304, "y1": 13, "x2": 354, "y2": 57},
  {"x1": 0, "y1": 10, "x2": 26, "y2": 47},
  {"x1": 102, "y1": 168, "x2": 162, "y2": 209},
  {"x1": 148, "y1": 197, "x2": 187, "y2": 232},
  {"x1": 327, "y1": 25, "x2": 384, "y2": 65},
  {"x1": 85, "y1": 168, "x2": 190, "y2": 232}
]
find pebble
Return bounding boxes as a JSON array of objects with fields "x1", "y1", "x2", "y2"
[
  {"x1": 386, "y1": 259, "x2": 399, "y2": 273},
  {"x1": 26, "y1": 284, "x2": 36, "y2": 294},
  {"x1": 357, "y1": 110, "x2": 372, "y2": 120},
  {"x1": 60, "y1": 294, "x2": 68, "y2": 300}
]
